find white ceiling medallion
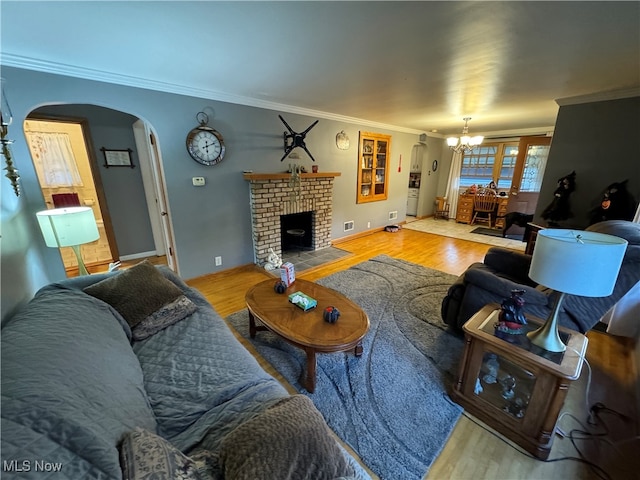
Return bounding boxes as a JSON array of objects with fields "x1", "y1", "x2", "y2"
[{"x1": 336, "y1": 130, "x2": 350, "y2": 150}]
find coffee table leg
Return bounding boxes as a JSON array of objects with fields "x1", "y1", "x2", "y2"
[
  {"x1": 249, "y1": 311, "x2": 257, "y2": 338},
  {"x1": 355, "y1": 341, "x2": 363, "y2": 357},
  {"x1": 301, "y1": 347, "x2": 317, "y2": 393}
]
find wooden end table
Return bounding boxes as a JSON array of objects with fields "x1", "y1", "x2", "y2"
[
  {"x1": 245, "y1": 278, "x2": 370, "y2": 393},
  {"x1": 451, "y1": 304, "x2": 588, "y2": 459}
]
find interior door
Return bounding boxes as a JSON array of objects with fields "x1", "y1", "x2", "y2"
[
  {"x1": 138, "y1": 122, "x2": 177, "y2": 272},
  {"x1": 507, "y1": 136, "x2": 552, "y2": 214}
]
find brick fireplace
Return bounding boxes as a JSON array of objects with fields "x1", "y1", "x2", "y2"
[{"x1": 243, "y1": 172, "x2": 341, "y2": 265}]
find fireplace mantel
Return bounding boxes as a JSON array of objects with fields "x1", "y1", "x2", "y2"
[{"x1": 243, "y1": 172, "x2": 341, "y2": 181}]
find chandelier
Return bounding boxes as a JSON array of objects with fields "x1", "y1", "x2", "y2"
[{"x1": 447, "y1": 117, "x2": 484, "y2": 154}]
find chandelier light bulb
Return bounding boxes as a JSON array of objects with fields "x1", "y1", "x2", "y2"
[{"x1": 448, "y1": 117, "x2": 483, "y2": 154}]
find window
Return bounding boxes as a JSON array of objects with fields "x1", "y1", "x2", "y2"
[
  {"x1": 459, "y1": 141, "x2": 519, "y2": 189},
  {"x1": 520, "y1": 144, "x2": 550, "y2": 192}
]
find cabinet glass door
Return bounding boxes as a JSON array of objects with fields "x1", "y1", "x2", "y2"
[
  {"x1": 357, "y1": 132, "x2": 391, "y2": 203},
  {"x1": 475, "y1": 351, "x2": 536, "y2": 420}
]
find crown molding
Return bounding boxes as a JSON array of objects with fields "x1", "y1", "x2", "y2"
[
  {"x1": 1, "y1": 53, "x2": 424, "y2": 135},
  {"x1": 556, "y1": 87, "x2": 640, "y2": 107}
]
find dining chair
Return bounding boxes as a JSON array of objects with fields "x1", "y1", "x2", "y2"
[{"x1": 471, "y1": 187, "x2": 498, "y2": 226}]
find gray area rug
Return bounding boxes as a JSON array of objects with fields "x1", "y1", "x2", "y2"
[{"x1": 226, "y1": 255, "x2": 464, "y2": 480}]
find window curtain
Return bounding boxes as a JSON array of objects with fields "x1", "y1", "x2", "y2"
[
  {"x1": 444, "y1": 151, "x2": 463, "y2": 219},
  {"x1": 26, "y1": 132, "x2": 83, "y2": 187}
]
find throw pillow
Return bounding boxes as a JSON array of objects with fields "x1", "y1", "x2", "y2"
[
  {"x1": 219, "y1": 395, "x2": 353, "y2": 480},
  {"x1": 133, "y1": 294, "x2": 198, "y2": 341},
  {"x1": 119, "y1": 427, "x2": 204, "y2": 480},
  {"x1": 84, "y1": 260, "x2": 183, "y2": 328}
]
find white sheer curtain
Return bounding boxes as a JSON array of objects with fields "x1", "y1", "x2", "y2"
[
  {"x1": 27, "y1": 132, "x2": 82, "y2": 187},
  {"x1": 444, "y1": 151, "x2": 463, "y2": 219}
]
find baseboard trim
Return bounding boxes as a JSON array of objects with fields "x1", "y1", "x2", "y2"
[
  {"x1": 119, "y1": 250, "x2": 158, "y2": 261},
  {"x1": 332, "y1": 221, "x2": 408, "y2": 245}
]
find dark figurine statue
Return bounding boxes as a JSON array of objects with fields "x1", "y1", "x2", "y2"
[
  {"x1": 589, "y1": 179, "x2": 638, "y2": 225},
  {"x1": 495, "y1": 289, "x2": 527, "y2": 335},
  {"x1": 541, "y1": 171, "x2": 576, "y2": 227}
]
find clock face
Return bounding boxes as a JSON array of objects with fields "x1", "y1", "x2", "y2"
[{"x1": 186, "y1": 127, "x2": 226, "y2": 166}]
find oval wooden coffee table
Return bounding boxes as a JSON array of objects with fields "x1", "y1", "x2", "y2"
[{"x1": 245, "y1": 278, "x2": 369, "y2": 393}]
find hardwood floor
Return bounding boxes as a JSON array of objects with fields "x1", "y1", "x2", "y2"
[{"x1": 185, "y1": 228, "x2": 638, "y2": 480}]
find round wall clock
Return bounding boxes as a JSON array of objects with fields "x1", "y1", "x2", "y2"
[
  {"x1": 432, "y1": 159, "x2": 438, "y2": 172},
  {"x1": 186, "y1": 112, "x2": 226, "y2": 166}
]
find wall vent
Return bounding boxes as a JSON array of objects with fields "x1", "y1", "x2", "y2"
[
  {"x1": 389, "y1": 211, "x2": 398, "y2": 220},
  {"x1": 344, "y1": 220, "x2": 354, "y2": 232}
]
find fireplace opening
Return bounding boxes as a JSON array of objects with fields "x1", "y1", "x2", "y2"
[{"x1": 280, "y1": 211, "x2": 313, "y2": 253}]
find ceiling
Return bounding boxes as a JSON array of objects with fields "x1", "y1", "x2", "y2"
[{"x1": 2, "y1": 1, "x2": 639, "y2": 136}]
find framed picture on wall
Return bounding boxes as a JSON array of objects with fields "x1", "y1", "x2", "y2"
[{"x1": 101, "y1": 147, "x2": 135, "y2": 168}]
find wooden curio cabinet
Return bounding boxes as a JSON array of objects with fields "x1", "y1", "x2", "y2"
[
  {"x1": 451, "y1": 304, "x2": 587, "y2": 459},
  {"x1": 357, "y1": 132, "x2": 391, "y2": 203}
]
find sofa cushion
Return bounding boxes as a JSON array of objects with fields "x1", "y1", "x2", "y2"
[
  {"x1": 132, "y1": 294, "x2": 198, "y2": 341},
  {"x1": 1, "y1": 285, "x2": 157, "y2": 478},
  {"x1": 219, "y1": 395, "x2": 353, "y2": 480},
  {"x1": 84, "y1": 260, "x2": 183, "y2": 327}
]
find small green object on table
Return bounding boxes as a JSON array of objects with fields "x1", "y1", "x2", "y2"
[{"x1": 288, "y1": 291, "x2": 317, "y2": 311}]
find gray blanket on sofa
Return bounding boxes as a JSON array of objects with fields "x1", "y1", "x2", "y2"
[{"x1": 0, "y1": 268, "x2": 289, "y2": 478}]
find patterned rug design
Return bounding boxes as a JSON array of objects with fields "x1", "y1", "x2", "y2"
[{"x1": 227, "y1": 255, "x2": 464, "y2": 480}]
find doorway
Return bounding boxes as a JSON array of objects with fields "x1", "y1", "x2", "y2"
[
  {"x1": 24, "y1": 117, "x2": 118, "y2": 274},
  {"x1": 24, "y1": 107, "x2": 176, "y2": 275}
]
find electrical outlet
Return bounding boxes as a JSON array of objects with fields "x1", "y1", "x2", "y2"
[
  {"x1": 367, "y1": 221, "x2": 371, "y2": 228},
  {"x1": 215, "y1": 256, "x2": 222, "y2": 266}
]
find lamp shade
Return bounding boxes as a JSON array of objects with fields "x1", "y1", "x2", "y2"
[
  {"x1": 529, "y1": 229, "x2": 628, "y2": 297},
  {"x1": 36, "y1": 207, "x2": 99, "y2": 248}
]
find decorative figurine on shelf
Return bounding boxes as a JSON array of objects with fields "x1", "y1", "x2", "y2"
[
  {"x1": 500, "y1": 375, "x2": 516, "y2": 400},
  {"x1": 482, "y1": 353, "x2": 500, "y2": 384},
  {"x1": 495, "y1": 289, "x2": 527, "y2": 335}
]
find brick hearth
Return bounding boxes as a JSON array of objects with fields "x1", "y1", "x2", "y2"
[{"x1": 243, "y1": 172, "x2": 341, "y2": 265}]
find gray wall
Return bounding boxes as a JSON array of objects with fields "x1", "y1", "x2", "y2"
[
  {"x1": 534, "y1": 96, "x2": 640, "y2": 228},
  {"x1": 34, "y1": 104, "x2": 155, "y2": 256},
  {"x1": 0, "y1": 66, "x2": 428, "y2": 320}
]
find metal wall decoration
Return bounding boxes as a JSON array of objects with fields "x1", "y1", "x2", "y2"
[
  {"x1": 1, "y1": 79, "x2": 20, "y2": 196},
  {"x1": 288, "y1": 163, "x2": 303, "y2": 204},
  {"x1": 279, "y1": 115, "x2": 318, "y2": 162}
]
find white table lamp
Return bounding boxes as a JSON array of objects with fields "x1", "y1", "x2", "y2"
[
  {"x1": 36, "y1": 206, "x2": 100, "y2": 275},
  {"x1": 527, "y1": 229, "x2": 628, "y2": 352}
]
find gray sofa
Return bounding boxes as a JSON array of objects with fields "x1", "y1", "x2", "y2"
[
  {"x1": 1, "y1": 263, "x2": 369, "y2": 479},
  {"x1": 442, "y1": 220, "x2": 640, "y2": 334}
]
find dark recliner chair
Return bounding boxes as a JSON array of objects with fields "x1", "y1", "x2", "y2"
[{"x1": 441, "y1": 220, "x2": 640, "y2": 334}]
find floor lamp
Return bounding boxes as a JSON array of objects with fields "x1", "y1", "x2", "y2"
[
  {"x1": 527, "y1": 229, "x2": 628, "y2": 352},
  {"x1": 36, "y1": 206, "x2": 100, "y2": 275}
]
